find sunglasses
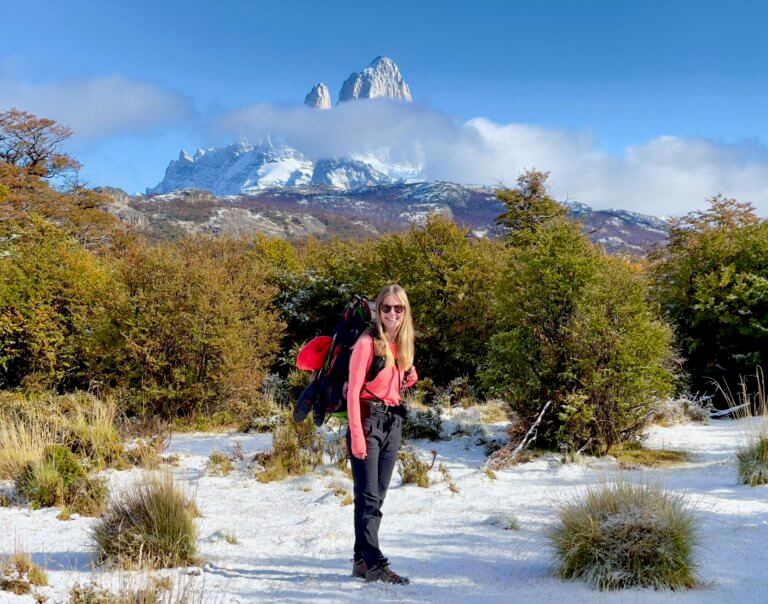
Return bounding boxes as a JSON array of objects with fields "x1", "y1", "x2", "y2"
[{"x1": 379, "y1": 304, "x2": 405, "y2": 315}]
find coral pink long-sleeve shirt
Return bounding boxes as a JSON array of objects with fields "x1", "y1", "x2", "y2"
[{"x1": 347, "y1": 334, "x2": 418, "y2": 459}]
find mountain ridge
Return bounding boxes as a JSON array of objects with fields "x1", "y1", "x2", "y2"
[{"x1": 103, "y1": 182, "x2": 668, "y2": 255}]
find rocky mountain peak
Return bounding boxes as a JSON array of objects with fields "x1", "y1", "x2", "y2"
[
  {"x1": 338, "y1": 56, "x2": 413, "y2": 103},
  {"x1": 304, "y1": 82, "x2": 331, "y2": 110}
]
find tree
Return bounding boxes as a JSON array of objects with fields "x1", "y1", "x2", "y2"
[
  {"x1": 0, "y1": 108, "x2": 80, "y2": 178},
  {"x1": 495, "y1": 169, "x2": 567, "y2": 245},
  {"x1": 360, "y1": 216, "x2": 502, "y2": 385},
  {"x1": 0, "y1": 161, "x2": 120, "y2": 250},
  {"x1": 483, "y1": 169, "x2": 675, "y2": 453},
  {"x1": 484, "y1": 217, "x2": 675, "y2": 453},
  {"x1": 651, "y1": 195, "x2": 768, "y2": 402}
]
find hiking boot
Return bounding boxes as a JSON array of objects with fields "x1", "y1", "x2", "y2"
[
  {"x1": 365, "y1": 563, "x2": 410, "y2": 585},
  {"x1": 352, "y1": 559, "x2": 367, "y2": 578}
]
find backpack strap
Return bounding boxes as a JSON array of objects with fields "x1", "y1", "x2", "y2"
[{"x1": 362, "y1": 334, "x2": 399, "y2": 400}]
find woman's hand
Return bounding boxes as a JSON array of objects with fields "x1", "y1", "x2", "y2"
[
  {"x1": 403, "y1": 366, "x2": 418, "y2": 389},
  {"x1": 351, "y1": 439, "x2": 367, "y2": 460}
]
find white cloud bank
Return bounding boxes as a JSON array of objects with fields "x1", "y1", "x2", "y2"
[
  {"x1": 0, "y1": 74, "x2": 191, "y2": 139},
  {"x1": 215, "y1": 100, "x2": 768, "y2": 216}
]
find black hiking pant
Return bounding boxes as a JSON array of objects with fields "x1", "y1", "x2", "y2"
[{"x1": 347, "y1": 401, "x2": 404, "y2": 568}]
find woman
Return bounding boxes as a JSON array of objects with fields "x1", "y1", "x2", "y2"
[{"x1": 347, "y1": 284, "x2": 417, "y2": 584}]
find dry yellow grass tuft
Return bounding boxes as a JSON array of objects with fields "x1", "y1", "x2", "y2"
[{"x1": 609, "y1": 442, "x2": 689, "y2": 468}]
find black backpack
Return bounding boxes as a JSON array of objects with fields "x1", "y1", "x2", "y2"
[{"x1": 293, "y1": 295, "x2": 386, "y2": 426}]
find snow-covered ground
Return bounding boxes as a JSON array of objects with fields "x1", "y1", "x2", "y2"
[{"x1": 1, "y1": 419, "x2": 767, "y2": 603}]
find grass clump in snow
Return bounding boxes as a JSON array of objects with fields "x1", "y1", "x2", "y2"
[
  {"x1": 256, "y1": 413, "x2": 322, "y2": 483},
  {"x1": 548, "y1": 482, "x2": 698, "y2": 590},
  {"x1": 0, "y1": 392, "x2": 129, "y2": 479},
  {"x1": 322, "y1": 420, "x2": 351, "y2": 474},
  {"x1": 0, "y1": 415, "x2": 53, "y2": 480},
  {"x1": 58, "y1": 394, "x2": 124, "y2": 469},
  {"x1": 716, "y1": 367, "x2": 768, "y2": 486},
  {"x1": 15, "y1": 444, "x2": 108, "y2": 515},
  {"x1": 397, "y1": 449, "x2": 436, "y2": 488},
  {"x1": 609, "y1": 442, "x2": 689, "y2": 468},
  {"x1": 206, "y1": 451, "x2": 234, "y2": 476},
  {"x1": 66, "y1": 474, "x2": 110, "y2": 516},
  {"x1": 0, "y1": 549, "x2": 48, "y2": 596},
  {"x1": 124, "y1": 436, "x2": 166, "y2": 470},
  {"x1": 70, "y1": 575, "x2": 202, "y2": 604},
  {"x1": 92, "y1": 473, "x2": 198, "y2": 569},
  {"x1": 737, "y1": 436, "x2": 768, "y2": 486},
  {"x1": 327, "y1": 479, "x2": 354, "y2": 505}
]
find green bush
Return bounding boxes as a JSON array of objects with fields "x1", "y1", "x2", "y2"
[
  {"x1": 483, "y1": 205, "x2": 675, "y2": 453},
  {"x1": 651, "y1": 195, "x2": 768, "y2": 402},
  {"x1": 92, "y1": 472, "x2": 198, "y2": 569},
  {"x1": 263, "y1": 236, "x2": 364, "y2": 358},
  {"x1": 403, "y1": 407, "x2": 443, "y2": 441},
  {"x1": 548, "y1": 482, "x2": 698, "y2": 590},
  {"x1": 42, "y1": 443, "x2": 86, "y2": 484},
  {"x1": 92, "y1": 237, "x2": 284, "y2": 419}
]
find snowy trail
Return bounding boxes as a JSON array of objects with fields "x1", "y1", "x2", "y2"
[{"x1": 1, "y1": 420, "x2": 767, "y2": 602}]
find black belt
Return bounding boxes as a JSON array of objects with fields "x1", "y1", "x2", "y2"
[{"x1": 364, "y1": 399, "x2": 406, "y2": 416}]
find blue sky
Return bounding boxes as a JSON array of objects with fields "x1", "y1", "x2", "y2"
[{"x1": 3, "y1": 0, "x2": 768, "y2": 214}]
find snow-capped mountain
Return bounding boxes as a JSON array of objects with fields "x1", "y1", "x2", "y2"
[
  {"x1": 149, "y1": 57, "x2": 422, "y2": 196},
  {"x1": 148, "y1": 142, "x2": 418, "y2": 195},
  {"x1": 338, "y1": 56, "x2": 413, "y2": 103},
  {"x1": 146, "y1": 140, "x2": 313, "y2": 196},
  {"x1": 304, "y1": 83, "x2": 331, "y2": 110},
  {"x1": 310, "y1": 159, "x2": 394, "y2": 189}
]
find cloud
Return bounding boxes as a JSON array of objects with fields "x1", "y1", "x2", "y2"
[
  {"x1": 214, "y1": 100, "x2": 768, "y2": 216},
  {"x1": 0, "y1": 74, "x2": 192, "y2": 139}
]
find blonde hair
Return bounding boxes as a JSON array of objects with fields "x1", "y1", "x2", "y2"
[{"x1": 373, "y1": 284, "x2": 415, "y2": 372}]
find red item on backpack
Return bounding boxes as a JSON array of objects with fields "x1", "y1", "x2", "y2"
[{"x1": 296, "y1": 336, "x2": 333, "y2": 371}]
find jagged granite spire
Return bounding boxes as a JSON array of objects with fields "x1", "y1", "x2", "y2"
[
  {"x1": 304, "y1": 82, "x2": 331, "y2": 110},
  {"x1": 338, "y1": 56, "x2": 413, "y2": 103}
]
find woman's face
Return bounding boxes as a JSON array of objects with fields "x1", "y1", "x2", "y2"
[{"x1": 379, "y1": 294, "x2": 405, "y2": 334}]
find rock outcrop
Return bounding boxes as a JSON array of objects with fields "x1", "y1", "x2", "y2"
[
  {"x1": 304, "y1": 82, "x2": 331, "y2": 110},
  {"x1": 338, "y1": 56, "x2": 413, "y2": 103}
]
